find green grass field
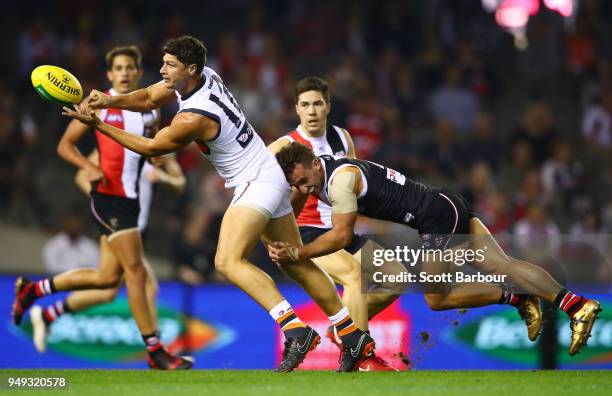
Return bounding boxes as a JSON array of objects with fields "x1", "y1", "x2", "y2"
[{"x1": 0, "y1": 370, "x2": 610, "y2": 395}]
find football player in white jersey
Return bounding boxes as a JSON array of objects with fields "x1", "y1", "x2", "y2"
[
  {"x1": 64, "y1": 35, "x2": 375, "y2": 372},
  {"x1": 13, "y1": 46, "x2": 192, "y2": 369},
  {"x1": 268, "y1": 77, "x2": 402, "y2": 371}
]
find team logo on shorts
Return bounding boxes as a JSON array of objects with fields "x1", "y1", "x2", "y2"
[{"x1": 110, "y1": 217, "x2": 119, "y2": 229}]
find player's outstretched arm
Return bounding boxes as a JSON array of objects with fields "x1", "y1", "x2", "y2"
[
  {"x1": 87, "y1": 81, "x2": 175, "y2": 112},
  {"x1": 62, "y1": 105, "x2": 212, "y2": 157}
]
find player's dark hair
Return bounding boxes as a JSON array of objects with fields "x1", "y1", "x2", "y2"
[
  {"x1": 105, "y1": 45, "x2": 142, "y2": 70},
  {"x1": 163, "y1": 35, "x2": 207, "y2": 74},
  {"x1": 275, "y1": 142, "x2": 316, "y2": 179},
  {"x1": 295, "y1": 76, "x2": 330, "y2": 103}
]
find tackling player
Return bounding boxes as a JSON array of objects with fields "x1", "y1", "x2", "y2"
[{"x1": 272, "y1": 143, "x2": 601, "y2": 356}]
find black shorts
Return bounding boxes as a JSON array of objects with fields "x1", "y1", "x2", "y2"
[
  {"x1": 418, "y1": 190, "x2": 475, "y2": 249},
  {"x1": 299, "y1": 226, "x2": 368, "y2": 255},
  {"x1": 90, "y1": 191, "x2": 140, "y2": 236}
]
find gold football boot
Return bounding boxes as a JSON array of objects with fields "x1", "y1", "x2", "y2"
[
  {"x1": 517, "y1": 295, "x2": 543, "y2": 341},
  {"x1": 569, "y1": 300, "x2": 601, "y2": 356}
]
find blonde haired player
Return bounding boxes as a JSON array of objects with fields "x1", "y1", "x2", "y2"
[{"x1": 63, "y1": 35, "x2": 375, "y2": 372}]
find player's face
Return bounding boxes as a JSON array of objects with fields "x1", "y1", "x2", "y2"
[
  {"x1": 295, "y1": 90, "x2": 331, "y2": 135},
  {"x1": 289, "y1": 159, "x2": 324, "y2": 196},
  {"x1": 107, "y1": 55, "x2": 142, "y2": 94},
  {"x1": 160, "y1": 53, "x2": 191, "y2": 90}
]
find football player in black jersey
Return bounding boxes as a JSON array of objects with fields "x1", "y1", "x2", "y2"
[{"x1": 270, "y1": 142, "x2": 601, "y2": 356}]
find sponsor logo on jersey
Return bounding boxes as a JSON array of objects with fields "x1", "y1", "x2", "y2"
[
  {"x1": 386, "y1": 168, "x2": 406, "y2": 185},
  {"x1": 236, "y1": 122, "x2": 254, "y2": 148},
  {"x1": 106, "y1": 114, "x2": 124, "y2": 123},
  {"x1": 403, "y1": 212, "x2": 414, "y2": 223}
]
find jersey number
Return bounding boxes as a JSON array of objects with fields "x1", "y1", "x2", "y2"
[{"x1": 209, "y1": 75, "x2": 243, "y2": 128}]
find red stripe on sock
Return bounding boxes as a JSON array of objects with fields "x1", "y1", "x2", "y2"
[{"x1": 559, "y1": 293, "x2": 572, "y2": 310}]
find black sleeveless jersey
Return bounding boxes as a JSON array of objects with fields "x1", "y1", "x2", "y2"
[{"x1": 319, "y1": 155, "x2": 439, "y2": 229}]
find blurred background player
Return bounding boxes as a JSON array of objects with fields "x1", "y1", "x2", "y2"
[
  {"x1": 268, "y1": 77, "x2": 400, "y2": 371},
  {"x1": 12, "y1": 45, "x2": 191, "y2": 369},
  {"x1": 30, "y1": 150, "x2": 185, "y2": 354}
]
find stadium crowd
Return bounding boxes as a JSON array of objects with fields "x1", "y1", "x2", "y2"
[{"x1": 0, "y1": 0, "x2": 611, "y2": 282}]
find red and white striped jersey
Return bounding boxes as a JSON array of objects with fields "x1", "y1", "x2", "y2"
[
  {"x1": 284, "y1": 125, "x2": 350, "y2": 228},
  {"x1": 95, "y1": 89, "x2": 158, "y2": 199}
]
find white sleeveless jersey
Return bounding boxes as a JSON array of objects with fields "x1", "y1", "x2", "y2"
[{"x1": 177, "y1": 66, "x2": 277, "y2": 188}]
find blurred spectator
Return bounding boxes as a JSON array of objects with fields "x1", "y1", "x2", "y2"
[
  {"x1": 249, "y1": 35, "x2": 289, "y2": 93},
  {"x1": 42, "y1": 213, "x2": 99, "y2": 275},
  {"x1": 541, "y1": 140, "x2": 583, "y2": 209},
  {"x1": 513, "y1": 169, "x2": 545, "y2": 222},
  {"x1": 499, "y1": 140, "x2": 534, "y2": 196},
  {"x1": 18, "y1": 16, "x2": 59, "y2": 76},
  {"x1": 514, "y1": 203, "x2": 561, "y2": 255},
  {"x1": 374, "y1": 119, "x2": 420, "y2": 177},
  {"x1": 346, "y1": 77, "x2": 383, "y2": 159},
  {"x1": 511, "y1": 101, "x2": 558, "y2": 165},
  {"x1": 480, "y1": 190, "x2": 512, "y2": 234},
  {"x1": 430, "y1": 64, "x2": 480, "y2": 134},
  {"x1": 466, "y1": 112, "x2": 502, "y2": 171},
  {"x1": 213, "y1": 33, "x2": 242, "y2": 83},
  {"x1": 105, "y1": 7, "x2": 142, "y2": 49},
  {"x1": 422, "y1": 119, "x2": 465, "y2": 180},
  {"x1": 390, "y1": 63, "x2": 426, "y2": 127},
  {"x1": 232, "y1": 68, "x2": 283, "y2": 132},
  {"x1": 61, "y1": 13, "x2": 98, "y2": 83},
  {"x1": 461, "y1": 161, "x2": 493, "y2": 211},
  {"x1": 581, "y1": 86, "x2": 612, "y2": 148},
  {"x1": 518, "y1": 11, "x2": 564, "y2": 87},
  {"x1": 569, "y1": 210, "x2": 607, "y2": 254}
]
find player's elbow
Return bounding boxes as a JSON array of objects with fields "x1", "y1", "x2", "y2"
[{"x1": 144, "y1": 141, "x2": 166, "y2": 157}]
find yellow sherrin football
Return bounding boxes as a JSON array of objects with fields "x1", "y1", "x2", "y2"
[{"x1": 31, "y1": 65, "x2": 83, "y2": 106}]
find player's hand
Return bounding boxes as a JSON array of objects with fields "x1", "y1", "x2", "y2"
[
  {"x1": 62, "y1": 104, "x2": 100, "y2": 127},
  {"x1": 83, "y1": 164, "x2": 107, "y2": 187},
  {"x1": 149, "y1": 155, "x2": 165, "y2": 167},
  {"x1": 87, "y1": 89, "x2": 111, "y2": 110},
  {"x1": 267, "y1": 241, "x2": 301, "y2": 265},
  {"x1": 145, "y1": 167, "x2": 162, "y2": 183}
]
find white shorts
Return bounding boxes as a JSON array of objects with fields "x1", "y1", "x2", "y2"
[{"x1": 230, "y1": 163, "x2": 293, "y2": 219}]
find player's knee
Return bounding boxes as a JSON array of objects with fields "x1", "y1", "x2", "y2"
[
  {"x1": 97, "y1": 273, "x2": 121, "y2": 289},
  {"x1": 99, "y1": 288, "x2": 118, "y2": 304},
  {"x1": 214, "y1": 252, "x2": 237, "y2": 276}
]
